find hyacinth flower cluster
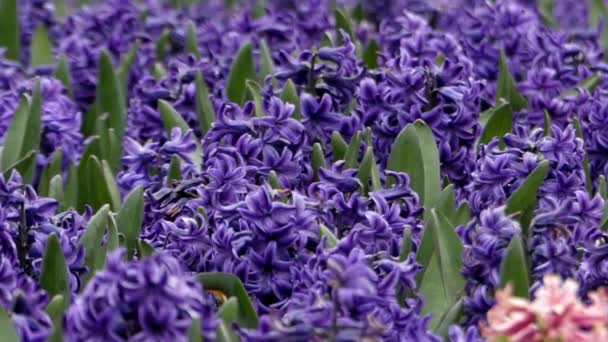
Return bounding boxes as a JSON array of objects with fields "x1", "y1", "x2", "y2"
[{"x1": 3, "y1": 0, "x2": 608, "y2": 341}]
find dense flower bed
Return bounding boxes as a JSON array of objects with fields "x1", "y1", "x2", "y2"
[{"x1": 1, "y1": 0, "x2": 608, "y2": 341}]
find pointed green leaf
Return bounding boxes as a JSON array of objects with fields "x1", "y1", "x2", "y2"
[
  {"x1": 158, "y1": 100, "x2": 202, "y2": 169},
  {"x1": 40, "y1": 233, "x2": 71, "y2": 308},
  {"x1": 116, "y1": 186, "x2": 144, "y2": 259},
  {"x1": 197, "y1": 272, "x2": 258, "y2": 329},
  {"x1": 152, "y1": 62, "x2": 167, "y2": 80},
  {"x1": 562, "y1": 73, "x2": 602, "y2": 97},
  {"x1": 334, "y1": 8, "x2": 354, "y2": 43},
  {"x1": 48, "y1": 174, "x2": 64, "y2": 204},
  {"x1": 0, "y1": 96, "x2": 29, "y2": 170},
  {"x1": 81, "y1": 156, "x2": 119, "y2": 211},
  {"x1": 543, "y1": 110, "x2": 552, "y2": 136},
  {"x1": 362, "y1": 39, "x2": 378, "y2": 69},
  {"x1": 399, "y1": 225, "x2": 413, "y2": 261},
  {"x1": 97, "y1": 51, "x2": 126, "y2": 150},
  {"x1": 216, "y1": 321, "x2": 240, "y2": 342},
  {"x1": 280, "y1": 79, "x2": 300, "y2": 120},
  {"x1": 505, "y1": 160, "x2": 549, "y2": 234},
  {"x1": 331, "y1": 131, "x2": 348, "y2": 161},
  {"x1": 433, "y1": 297, "x2": 464, "y2": 338},
  {"x1": 0, "y1": 306, "x2": 19, "y2": 342},
  {"x1": 54, "y1": 55, "x2": 74, "y2": 98},
  {"x1": 538, "y1": 0, "x2": 557, "y2": 27},
  {"x1": 497, "y1": 49, "x2": 528, "y2": 111},
  {"x1": 0, "y1": 0, "x2": 20, "y2": 61},
  {"x1": 167, "y1": 155, "x2": 182, "y2": 184},
  {"x1": 117, "y1": 40, "x2": 140, "y2": 96},
  {"x1": 320, "y1": 31, "x2": 334, "y2": 48},
  {"x1": 186, "y1": 21, "x2": 201, "y2": 59},
  {"x1": 195, "y1": 71, "x2": 216, "y2": 135},
  {"x1": 311, "y1": 142, "x2": 326, "y2": 182},
  {"x1": 319, "y1": 223, "x2": 338, "y2": 248},
  {"x1": 258, "y1": 39, "x2": 275, "y2": 82},
  {"x1": 63, "y1": 164, "x2": 78, "y2": 211},
  {"x1": 268, "y1": 170, "x2": 281, "y2": 189},
  {"x1": 246, "y1": 80, "x2": 265, "y2": 117},
  {"x1": 31, "y1": 25, "x2": 54, "y2": 66},
  {"x1": 358, "y1": 146, "x2": 381, "y2": 195},
  {"x1": 137, "y1": 239, "x2": 156, "y2": 258},
  {"x1": 3, "y1": 150, "x2": 37, "y2": 184},
  {"x1": 344, "y1": 131, "x2": 361, "y2": 168},
  {"x1": 218, "y1": 297, "x2": 239, "y2": 324},
  {"x1": 38, "y1": 148, "x2": 63, "y2": 197},
  {"x1": 418, "y1": 209, "x2": 465, "y2": 330},
  {"x1": 387, "y1": 120, "x2": 441, "y2": 209},
  {"x1": 479, "y1": 99, "x2": 512, "y2": 146},
  {"x1": 101, "y1": 160, "x2": 121, "y2": 209},
  {"x1": 106, "y1": 214, "x2": 119, "y2": 253},
  {"x1": 155, "y1": 29, "x2": 170, "y2": 62},
  {"x1": 45, "y1": 295, "x2": 65, "y2": 342},
  {"x1": 500, "y1": 235, "x2": 530, "y2": 298},
  {"x1": 226, "y1": 43, "x2": 256, "y2": 104},
  {"x1": 81, "y1": 205, "x2": 110, "y2": 285}
]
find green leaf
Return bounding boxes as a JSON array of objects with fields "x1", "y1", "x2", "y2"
[
  {"x1": 116, "y1": 186, "x2": 144, "y2": 259},
  {"x1": 152, "y1": 62, "x2": 167, "y2": 80},
  {"x1": 399, "y1": 225, "x2": 412, "y2": 261},
  {"x1": 258, "y1": 39, "x2": 275, "y2": 83},
  {"x1": 40, "y1": 233, "x2": 71, "y2": 308},
  {"x1": 417, "y1": 209, "x2": 465, "y2": 330},
  {"x1": 0, "y1": 97, "x2": 29, "y2": 170},
  {"x1": 319, "y1": 223, "x2": 338, "y2": 248},
  {"x1": 54, "y1": 0, "x2": 67, "y2": 17},
  {"x1": 320, "y1": 31, "x2": 334, "y2": 48},
  {"x1": 362, "y1": 39, "x2": 379, "y2": 69},
  {"x1": 598, "y1": 175, "x2": 608, "y2": 199},
  {"x1": 81, "y1": 205, "x2": 110, "y2": 286},
  {"x1": 81, "y1": 156, "x2": 119, "y2": 211},
  {"x1": 195, "y1": 70, "x2": 216, "y2": 135},
  {"x1": 158, "y1": 100, "x2": 202, "y2": 169},
  {"x1": 137, "y1": 239, "x2": 156, "y2": 258},
  {"x1": 54, "y1": 55, "x2": 74, "y2": 98},
  {"x1": 0, "y1": 306, "x2": 19, "y2": 342},
  {"x1": 435, "y1": 53, "x2": 446, "y2": 67},
  {"x1": 331, "y1": 131, "x2": 348, "y2": 161},
  {"x1": 3, "y1": 150, "x2": 37, "y2": 184},
  {"x1": 496, "y1": 49, "x2": 528, "y2": 111},
  {"x1": 0, "y1": 0, "x2": 20, "y2": 61},
  {"x1": 433, "y1": 297, "x2": 464, "y2": 338},
  {"x1": 479, "y1": 99, "x2": 512, "y2": 146},
  {"x1": 268, "y1": 170, "x2": 281, "y2": 189},
  {"x1": 38, "y1": 148, "x2": 63, "y2": 197},
  {"x1": 63, "y1": 164, "x2": 78, "y2": 211},
  {"x1": 226, "y1": 43, "x2": 256, "y2": 104},
  {"x1": 591, "y1": 0, "x2": 608, "y2": 62},
  {"x1": 434, "y1": 184, "x2": 468, "y2": 228},
  {"x1": 543, "y1": 110, "x2": 552, "y2": 137},
  {"x1": 538, "y1": 0, "x2": 557, "y2": 27},
  {"x1": 246, "y1": 80, "x2": 265, "y2": 117},
  {"x1": 117, "y1": 40, "x2": 141, "y2": 96},
  {"x1": 167, "y1": 155, "x2": 182, "y2": 184},
  {"x1": 505, "y1": 160, "x2": 549, "y2": 235},
  {"x1": 387, "y1": 120, "x2": 441, "y2": 209},
  {"x1": 573, "y1": 117, "x2": 593, "y2": 194},
  {"x1": 334, "y1": 8, "x2": 354, "y2": 43},
  {"x1": 48, "y1": 174, "x2": 64, "y2": 204},
  {"x1": 358, "y1": 146, "x2": 381, "y2": 195},
  {"x1": 1, "y1": 79, "x2": 42, "y2": 170},
  {"x1": 344, "y1": 131, "x2": 361, "y2": 168},
  {"x1": 500, "y1": 235, "x2": 530, "y2": 298},
  {"x1": 186, "y1": 21, "x2": 201, "y2": 59},
  {"x1": 311, "y1": 142, "x2": 326, "y2": 182},
  {"x1": 30, "y1": 25, "x2": 54, "y2": 66},
  {"x1": 106, "y1": 214, "x2": 119, "y2": 252},
  {"x1": 197, "y1": 272, "x2": 259, "y2": 329},
  {"x1": 188, "y1": 317, "x2": 203, "y2": 342},
  {"x1": 215, "y1": 298, "x2": 240, "y2": 342},
  {"x1": 155, "y1": 29, "x2": 170, "y2": 62},
  {"x1": 280, "y1": 79, "x2": 300, "y2": 120},
  {"x1": 562, "y1": 73, "x2": 602, "y2": 97},
  {"x1": 45, "y1": 295, "x2": 65, "y2": 342},
  {"x1": 97, "y1": 51, "x2": 126, "y2": 155}
]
